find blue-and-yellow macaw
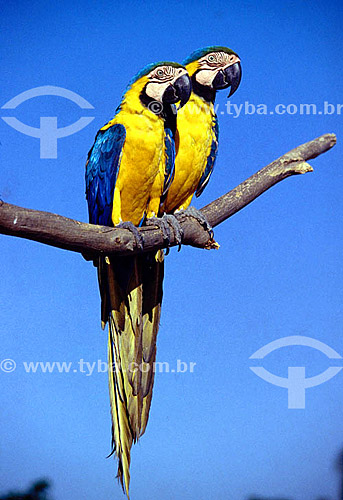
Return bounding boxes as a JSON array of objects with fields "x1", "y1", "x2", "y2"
[
  {"x1": 161, "y1": 46, "x2": 241, "y2": 214},
  {"x1": 85, "y1": 62, "x2": 191, "y2": 497}
]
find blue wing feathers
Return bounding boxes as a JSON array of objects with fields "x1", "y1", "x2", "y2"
[
  {"x1": 163, "y1": 127, "x2": 175, "y2": 196},
  {"x1": 195, "y1": 116, "x2": 219, "y2": 198},
  {"x1": 86, "y1": 123, "x2": 126, "y2": 226}
]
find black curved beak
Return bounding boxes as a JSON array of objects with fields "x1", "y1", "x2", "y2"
[
  {"x1": 226, "y1": 61, "x2": 242, "y2": 97},
  {"x1": 162, "y1": 73, "x2": 192, "y2": 108},
  {"x1": 212, "y1": 61, "x2": 242, "y2": 96}
]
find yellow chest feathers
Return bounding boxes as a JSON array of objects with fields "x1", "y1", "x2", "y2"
[
  {"x1": 106, "y1": 93, "x2": 166, "y2": 225},
  {"x1": 163, "y1": 94, "x2": 216, "y2": 212}
]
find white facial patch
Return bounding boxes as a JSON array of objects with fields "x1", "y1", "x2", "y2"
[
  {"x1": 145, "y1": 81, "x2": 173, "y2": 101},
  {"x1": 145, "y1": 66, "x2": 187, "y2": 103},
  {"x1": 196, "y1": 69, "x2": 217, "y2": 87}
]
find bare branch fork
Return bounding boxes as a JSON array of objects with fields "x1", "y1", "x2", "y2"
[{"x1": 0, "y1": 133, "x2": 336, "y2": 257}]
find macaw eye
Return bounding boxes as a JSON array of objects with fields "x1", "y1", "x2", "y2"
[
  {"x1": 208, "y1": 55, "x2": 215, "y2": 62},
  {"x1": 156, "y1": 69, "x2": 164, "y2": 77}
]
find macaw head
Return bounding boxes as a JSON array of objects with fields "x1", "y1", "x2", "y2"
[
  {"x1": 127, "y1": 62, "x2": 192, "y2": 114},
  {"x1": 183, "y1": 46, "x2": 242, "y2": 102}
]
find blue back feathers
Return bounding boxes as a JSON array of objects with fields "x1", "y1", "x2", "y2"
[
  {"x1": 86, "y1": 124, "x2": 126, "y2": 226},
  {"x1": 163, "y1": 128, "x2": 176, "y2": 196}
]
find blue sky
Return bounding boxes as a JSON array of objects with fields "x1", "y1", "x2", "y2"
[{"x1": 1, "y1": 0, "x2": 343, "y2": 499}]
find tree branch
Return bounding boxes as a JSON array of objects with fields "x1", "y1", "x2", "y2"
[{"x1": 0, "y1": 133, "x2": 336, "y2": 257}]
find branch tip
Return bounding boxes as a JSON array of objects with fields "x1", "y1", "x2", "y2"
[{"x1": 293, "y1": 161, "x2": 314, "y2": 174}]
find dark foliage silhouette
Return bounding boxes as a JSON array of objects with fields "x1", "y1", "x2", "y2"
[{"x1": 0, "y1": 480, "x2": 51, "y2": 500}]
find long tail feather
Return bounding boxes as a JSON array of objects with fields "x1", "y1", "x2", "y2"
[
  {"x1": 98, "y1": 250, "x2": 164, "y2": 497},
  {"x1": 140, "y1": 250, "x2": 164, "y2": 435}
]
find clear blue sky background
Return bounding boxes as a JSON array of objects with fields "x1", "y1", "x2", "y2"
[{"x1": 1, "y1": 1, "x2": 343, "y2": 499}]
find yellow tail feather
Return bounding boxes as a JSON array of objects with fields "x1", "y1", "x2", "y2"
[
  {"x1": 99, "y1": 250, "x2": 164, "y2": 497},
  {"x1": 140, "y1": 250, "x2": 164, "y2": 435}
]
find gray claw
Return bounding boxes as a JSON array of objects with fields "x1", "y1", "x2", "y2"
[
  {"x1": 116, "y1": 221, "x2": 144, "y2": 251},
  {"x1": 162, "y1": 214, "x2": 184, "y2": 251},
  {"x1": 179, "y1": 206, "x2": 214, "y2": 239},
  {"x1": 146, "y1": 217, "x2": 172, "y2": 245}
]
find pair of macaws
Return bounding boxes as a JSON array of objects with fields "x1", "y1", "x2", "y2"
[{"x1": 85, "y1": 46, "x2": 242, "y2": 497}]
